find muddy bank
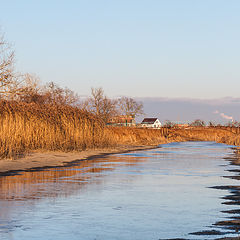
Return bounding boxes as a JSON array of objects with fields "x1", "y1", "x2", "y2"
[{"x1": 0, "y1": 145, "x2": 158, "y2": 176}]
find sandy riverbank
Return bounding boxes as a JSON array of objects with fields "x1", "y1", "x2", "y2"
[{"x1": 0, "y1": 145, "x2": 159, "y2": 176}]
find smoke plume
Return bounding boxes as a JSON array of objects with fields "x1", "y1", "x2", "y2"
[{"x1": 213, "y1": 110, "x2": 233, "y2": 122}]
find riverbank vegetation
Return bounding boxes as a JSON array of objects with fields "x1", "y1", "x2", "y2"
[
  {"x1": 1, "y1": 100, "x2": 240, "y2": 160},
  {"x1": 0, "y1": 101, "x2": 109, "y2": 159},
  {"x1": 0, "y1": 99, "x2": 170, "y2": 159},
  {"x1": 167, "y1": 126, "x2": 240, "y2": 147}
]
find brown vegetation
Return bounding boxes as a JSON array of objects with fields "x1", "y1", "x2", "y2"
[
  {"x1": 107, "y1": 126, "x2": 240, "y2": 149},
  {"x1": 107, "y1": 126, "x2": 168, "y2": 145},
  {"x1": 0, "y1": 100, "x2": 109, "y2": 159},
  {"x1": 167, "y1": 127, "x2": 240, "y2": 146},
  {"x1": 0, "y1": 98, "x2": 169, "y2": 159},
  {"x1": 1, "y1": 100, "x2": 240, "y2": 161}
]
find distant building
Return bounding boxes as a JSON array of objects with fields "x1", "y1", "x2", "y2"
[
  {"x1": 108, "y1": 115, "x2": 136, "y2": 127},
  {"x1": 141, "y1": 118, "x2": 162, "y2": 129}
]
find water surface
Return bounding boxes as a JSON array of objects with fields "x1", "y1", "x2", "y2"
[{"x1": 0, "y1": 141, "x2": 239, "y2": 239}]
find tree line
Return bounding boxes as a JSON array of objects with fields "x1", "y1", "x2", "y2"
[{"x1": 0, "y1": 32, "x2": 144, "y2": 124}]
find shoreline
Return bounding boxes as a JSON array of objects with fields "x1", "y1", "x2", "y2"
[
  {"x1": 0, "y1": 145, "x2": 159, "y2": 177},
  {"x1": 0, "y1": 140, "x2": 238, "y2": 177}
]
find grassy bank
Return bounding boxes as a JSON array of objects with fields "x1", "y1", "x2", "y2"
[
  {"x1": 106, "y1": 126, "x2": 168, "y2": 146},
  {"x1": 0, "y1": 101, "x2": 171, "y2": 159},
  {"x1": 1, "y1": 100, "x2": 240, "y2": 160},
  {"x1": 167, "y1": 127, "x2": 240, "y2": 147},
  {"x1": 0, "y1": 101, "x2": 109, "y2": 159}
]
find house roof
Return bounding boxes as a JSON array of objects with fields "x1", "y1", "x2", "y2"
[{"x1": 141, "y1": 118, "x2": 158, "y2": 124}]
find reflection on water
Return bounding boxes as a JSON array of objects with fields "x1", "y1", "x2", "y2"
[{"x1": 0, "y1": 142, "x2": 240, "y2": 239}]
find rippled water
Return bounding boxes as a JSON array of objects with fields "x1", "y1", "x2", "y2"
[{"x1": 0, "y1": 141, "x2": 240, "y2": 240}]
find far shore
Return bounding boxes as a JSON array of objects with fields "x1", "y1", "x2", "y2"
[{"x1": 0, "y1": 145, "x2": 159, "y2": 176}]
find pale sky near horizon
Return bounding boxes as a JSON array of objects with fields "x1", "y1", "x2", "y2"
[{"x1": 1, "y1": 0, "x2": 240, "y2": 99}]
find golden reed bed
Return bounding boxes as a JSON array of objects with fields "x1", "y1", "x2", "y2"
[
  {"x1": 0, "y1": 101, "x2": 107, "y2": 159},
  {"x1": 0, "y1": 100, "x2": 240, "y2": 159}
]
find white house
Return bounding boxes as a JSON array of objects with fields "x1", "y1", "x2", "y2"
[{"x1": 141, "y1": 118, "x2": 162, "y2": 129}]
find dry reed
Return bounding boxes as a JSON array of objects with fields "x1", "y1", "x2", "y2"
[
  {"x1": 1, "y1": 100, "x2": 240, "y2": 160},
  {"x1": 0, "y1": 100, "x2": 109, "y2": 159},
  {"x1": 106, "y1": 126, "x2": 168, "y2": 146},
  {"x1": 167, "y1": 127, "x2": 240, "y2": 146}
]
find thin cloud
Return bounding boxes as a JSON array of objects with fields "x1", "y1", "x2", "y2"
[{"x1": 214, "y1": 110, "x2": 233, "y2": 121}]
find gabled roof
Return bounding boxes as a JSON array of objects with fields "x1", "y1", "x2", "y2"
[{"x1": 141, "y1": 118, "x2": 159, "y2": 124}]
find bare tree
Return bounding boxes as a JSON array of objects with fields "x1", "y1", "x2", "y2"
[
  {"x1": 17, "y1": 73, "x2": 45, "y2": 103},
  {"x1": 88, "y1": 87, "x2": 105, "y2": 115},
  {"x1": 0, "y1": 32, "x2": 18, "y2": 97},
  {"x1": 208, "y1": 121, "x2": 216, "y2": 127},
  {"x1": 118, "y1": 96, "x2": 144, "y2": 118},
  {"x1": 100, "y1": 96, "x2": 118, "y2": 123},
  {"x1": 84, "y1": 87, "x2": 118, "y2": 123},
  {"x1": 190, "y1": 119, "x2": 205, "y2": 127},
  {"x1": 43, "y1": 82, "x2": 80, "y2": 106}
]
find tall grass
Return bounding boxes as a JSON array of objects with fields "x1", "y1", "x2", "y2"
[
  {"x1": 106, "y1": 126, "x2": 168, "y2": 145},
  {"x1": 0, "y1": 100, "x2": 171, "y2": 159},
  {"x1": 1, "y1": 100, "x2": 240, "y2": 160},
  {"x1": 0, "y1": 100, "x2": 109, "y2": 159},
  {"x1": 167, "y1": 127, "x2": 240, "y2": 146}
]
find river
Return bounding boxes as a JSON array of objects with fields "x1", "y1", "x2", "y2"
[{"x1": 0, "y1": 141, "x2": 240, "y2": 240}]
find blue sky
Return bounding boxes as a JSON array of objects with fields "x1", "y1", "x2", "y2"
[{"x1": 1, "y1": 0, "x2": 240, "y2": 98}]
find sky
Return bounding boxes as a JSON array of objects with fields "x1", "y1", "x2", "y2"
[
  {"x1": 1, "y1": 0, "x2": 240, "y2": 100},
  {"x1": 137, "y1": 97, "x2": 240, "y2": 123}
]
